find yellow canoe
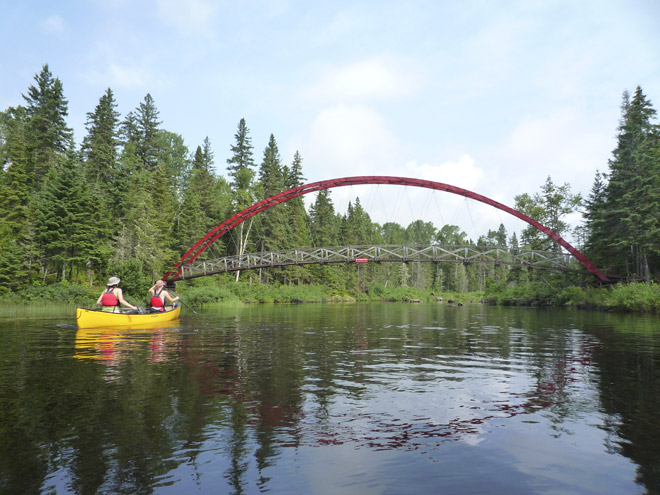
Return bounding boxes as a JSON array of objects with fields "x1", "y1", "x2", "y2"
[{"x1": 76, "y1": 304, "x2": 181, "y2": 329}]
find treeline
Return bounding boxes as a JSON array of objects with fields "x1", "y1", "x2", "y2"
[{"x1": 0, "y1": 65, "x2": 658, "y2": 297}]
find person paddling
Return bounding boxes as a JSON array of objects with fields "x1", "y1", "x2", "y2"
[
  {"x1": 96, "y1": 277, "x2": 138, "y2": 312},
  {"x1": 148, "y1": 280, "x2": 179, "y2": 312}
]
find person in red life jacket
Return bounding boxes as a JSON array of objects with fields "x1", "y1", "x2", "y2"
[
  {"x1": 96, "y1": 277, "x2": 138, "y2": 312},
  {"x1": 148, "y1": 280, "x2": 179, "y2": 312}
]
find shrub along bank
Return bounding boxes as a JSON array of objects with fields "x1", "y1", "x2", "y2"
[
  {"x1": 2, "y1": 278, "x2": 660, "y2": 314},
  {"x1": 483, "y1": 281, "x2": 660, "y2": 313}
]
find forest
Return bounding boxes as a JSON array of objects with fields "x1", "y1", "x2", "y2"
[{"x1": 1, "y1": 65, "x2": 659, "y2": 304}]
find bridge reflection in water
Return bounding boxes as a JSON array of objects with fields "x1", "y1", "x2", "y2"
[{"x1": 173, "y1": 244, "x2": 583, "y2": 280}]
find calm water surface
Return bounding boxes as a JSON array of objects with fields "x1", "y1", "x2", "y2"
[{"x1": 1, "y1": 303, "x2": 660, "y2": 494}]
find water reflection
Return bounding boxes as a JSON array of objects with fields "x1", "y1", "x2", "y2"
[
  {"x1": 74, "y1": 324, "x2": 180, "y2": 370},
  {"x1": 0, "y1": 305, "x2": 658, "y2": 494}
]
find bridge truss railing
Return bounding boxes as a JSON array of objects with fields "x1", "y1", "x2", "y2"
[{"x1": 174, "y1": 244, "x2": 579, "y2": 280}]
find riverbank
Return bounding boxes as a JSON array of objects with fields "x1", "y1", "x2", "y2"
[
  {"x1": 0, "y1": 280, "x2": 480, "y2": 309},
  {"x1": 483, "y1": 280, "x2": 660, "y2": 313},
  {"x1": 2, "y1": 280, "x2": 660, "y2": 314}
]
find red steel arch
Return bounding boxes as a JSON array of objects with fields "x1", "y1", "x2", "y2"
[{"x1": 163, "y1": 176, "x2": 609, "y2": 282}]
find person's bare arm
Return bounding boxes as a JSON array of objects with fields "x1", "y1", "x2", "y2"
[
  {"x1": 164, "y1": 291, "x2": 179, "y2": 303},
  {"x1": 116, "y1": 289, "x2": 137, "y2": 310}
]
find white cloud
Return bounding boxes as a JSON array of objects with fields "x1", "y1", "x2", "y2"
[
  {"x1": 303, "y1": 56, "x2": 419, "y2": 103},
  {"x1": 486, "y1": 107, "x2": 613, "y2": 203},
  {"x1": 41, "y1": 15, "x2": 65, "y2": 35},
  {"x1": 108, "y1": 63, "x2": 150, "y2": 88},
  {"x1": 155, "y1": 0, "x2": 218, "y2": 36},
  {"x1": 303, "y1": 103, "x2": 403, "y2": 179},
  {"x1": 82, "y1": 62, "x2": 151, "y2": 89},
  {"x1": 405, "y1": 155, "x2": 484, "y2": 192}
]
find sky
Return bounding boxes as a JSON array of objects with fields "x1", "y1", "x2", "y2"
[{"x1": 1, "y1": 0, "x2": 659, "y2": 243}]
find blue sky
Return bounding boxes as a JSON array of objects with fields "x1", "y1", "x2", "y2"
[{"x1": 1, "y1": 0, "x2": 659, "y2": 240}]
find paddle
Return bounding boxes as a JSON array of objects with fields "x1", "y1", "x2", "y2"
[{"x1": 169, "y1": 291, "x2": 198, "y2": 314}]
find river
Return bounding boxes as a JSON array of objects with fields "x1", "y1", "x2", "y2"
[{"x1": 1, "y1": 303, "x2": 659, "y2": 494}]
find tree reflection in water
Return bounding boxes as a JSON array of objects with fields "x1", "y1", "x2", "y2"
[{"x1": 0, "y1": 305, "x2": 658, "y2": 494}]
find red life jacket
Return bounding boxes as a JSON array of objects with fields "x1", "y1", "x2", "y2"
[
  {"x1": 101, "y1": 289, "x2": 119, "y2": 307},
  {"x1": 151, "y1": 289, "x2": 164, "y2": 311}
]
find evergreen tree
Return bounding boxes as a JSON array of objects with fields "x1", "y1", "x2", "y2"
[
  {"x1": 583, "y1": 171, "x2": 609, "y2": 264},
  {"x1": 309, "y1": 189, "x2": 342, "y2": 287},
  {"x1": 134, "y1": 93, "x2": 162, "y2": 171},
  {"x1": 405, "y1": 220, "x2": 436, "y2": 244},
  {"x1": 381, "y1": 222, "x2": 406, "y2": 244},
  {"x1": 283, "y1": 151, "x2": 311, "y2": 283},
  {"x1": 0, "y1": 111, "x2": 31, "y2": 236},
  {"x1": 114, "y1": 169, "x2": 165, "y2": 279},
  {"x1": 257, "y1": 134, "x2": 288, "y2": 253},
  {"x1": 585, "y1": 87, "x2": 660, "y2": 280},
  {"x1": 32, "y1": 152, "x2": 100, "y2": 281},
  {"x1": 226, "y1": 120, "x2": 257, "y2": 280},
  {"x1": 22, "y1": 64, "x2": 73, "y2": 187},
  {"x1": 310, "y1": 189, "x2": 339, "y2": 247},
  {"x1": 0, "y1": 221, "x2": 34, "y2": 290},
  {"x1": 177, "y1": 139, "x2": 230, "y2": 256},
  {"x1": 81, "y1": 88, "x2": 120, "y2": 192},
  {"x1": 226, "y1": 118, "x2": 256, "y2": 190}
]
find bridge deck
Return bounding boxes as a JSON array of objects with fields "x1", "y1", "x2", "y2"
[{"x1": 172, "y1": 244, "x2": 582, "y2": 280}]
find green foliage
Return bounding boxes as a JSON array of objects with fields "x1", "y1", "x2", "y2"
[
  {"x1": 5, "y1": 64, "x2": 660, "y2": 316},
  {"x1": 584, "y1": 87, "x2": 660, "y2": 280},
  {"x1": 0, "y1": 281, "x2": 97, "y2": 305},
  {"x1": 106, "y1": 259, "x2": 151, "y2": 302},
  {"x1": 179, "y1": 285, "x2": 239, "y2": 305},
  {"x1": 32, "y1": 152, "x2": 101, "y2": 281},
  {"x1": 514, "y1": 176, "x2": 581, "y2": 251},
  {"x1": 606, "y1": 283, "x2": 660, "y2": 312},
  {"x1": 485, "y1": 280, "x2": 660, "y2": 313},
  {"x1": 484, "y1": 281, "x2": 558, "y2": 306},
  {"x1": 23, "y1": 64, "x2": 73, "y2": 187}
]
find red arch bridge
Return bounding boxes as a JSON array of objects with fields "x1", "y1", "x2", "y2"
[{"x1": 163, "y1": 176, "x2": 609, "y2": 283}]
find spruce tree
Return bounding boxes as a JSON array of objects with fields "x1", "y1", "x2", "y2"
[
  {"x1": 257, "y1": 134, "x2": 288, "y2": 254},
  {"x1": 309, "y1": 188, "x2": 342, "y2": 287},
  {"x1": 81, "y1": 88, "x2": 120, "y2": 192},
  {"x1": 284, "y1": 151, "x2": 311, "y2": 283},
  {"x1": 0, "y1": 112, "x2": 31, "y2": 236},
  {"x1": 227, "y1": 118, "x2": 256, "y2": 190},
  {"x1": 587, "y1": 87, "x2": 660, "y2": 279},
  {"x1": 134, "y1": 93, "x2": 162, "y2": 171},
  {"x1": 22, "y1": 64, "x2": 73, "y2": 188},
  {"x1": 226, "y1": 119, "x2": 257, "y2": 280},
  {"x1": 32, "y1": 152, "x2": 99, "y2": 281}
]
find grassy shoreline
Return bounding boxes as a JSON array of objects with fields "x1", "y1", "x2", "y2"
[{"x1": 2, "y1": 280, "x2": 660, "y2": 314}]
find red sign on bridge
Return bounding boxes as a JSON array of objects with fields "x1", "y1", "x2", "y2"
[{"x1": 355, "y1": 258, "x2": 369, "y2": 263}]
